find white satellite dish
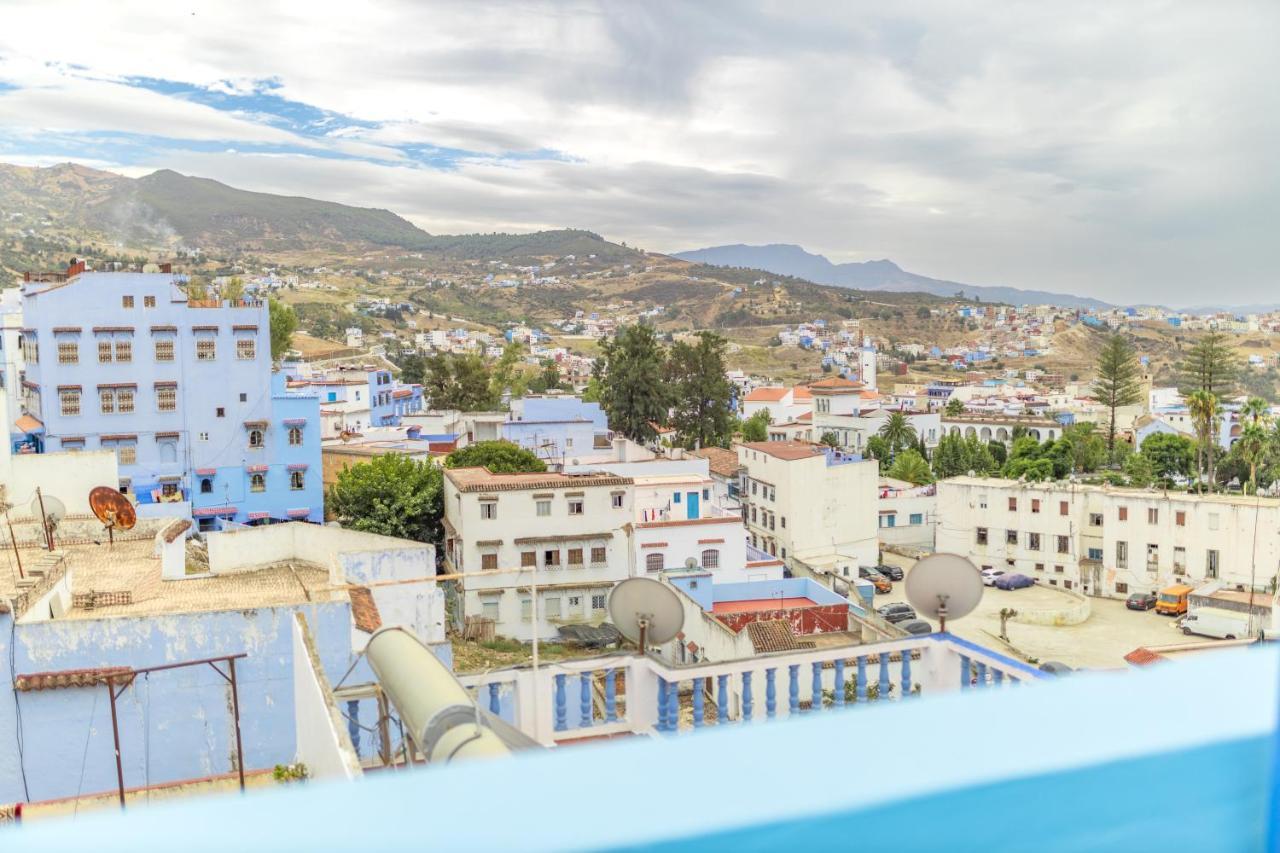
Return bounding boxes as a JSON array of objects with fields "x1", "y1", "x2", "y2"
[
  {"x1": 32, "y1": 493, "x2": 66, "y2": 526},
  {"x1": 905, "y1": 553, "x2": 984, "y2": 633},
  {"x1": 608, "y1": 577, "x2": 684, "y2": 651}
]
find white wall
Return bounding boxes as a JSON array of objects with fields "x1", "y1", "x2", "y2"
[{"x1": 291, "y1": 613, "x2": 363, "y2": 780}]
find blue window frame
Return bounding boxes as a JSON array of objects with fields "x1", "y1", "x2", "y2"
[
  {"x1": 1088, "y1": 548, "x2": 1103, "y2": 561},
  {"x1": 910, "y1": 513, "x2": 924, "y2": 525},
  {"x1": 673, "y1": 492, "x2": 681, "y2": 504}
]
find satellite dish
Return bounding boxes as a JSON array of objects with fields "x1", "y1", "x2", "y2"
[
  {"x1": 684, "y1": 557, "x2": 698, "y2": 569},
  {"x1": 31, "y1": 493, "x2": 66, "y2": 525},
  {"x1": 905, "y1": 553, "x2": 984, "y2": 633},
  {"x1": 90, "y1": 486, "x2": 137, "y2": 546},
  {"x1": 608, "y1": 577, "x2": 684, "y2": 651}
]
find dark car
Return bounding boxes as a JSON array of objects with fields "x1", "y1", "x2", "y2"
[
  {"x1": 877, "y1": 602, "x2": 917, "y2": 624},
  {"x1": 1039, "y1": 661, "x2": 1074, "y2": 675},
  {"x1": 858, "y1": 566, "x2": 892, "y2": 594},
  {"x1": 994, "y1": 573, "x2": 1036, "y2": 590},
  {"x1": 875, "y1": 563, "x2": 904, "y2": 581},
  {"x1": 1126, "y1": 592, "x2": 1157, "y2": 611},
  {"x1": 898, "y1": 619, "x2": 933, "y2": 636}
]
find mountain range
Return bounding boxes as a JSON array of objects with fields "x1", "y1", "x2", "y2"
[{"x1": 673, "y1": 244, "x2": 1114, "y2": 311}]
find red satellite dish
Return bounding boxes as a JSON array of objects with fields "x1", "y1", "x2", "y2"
[{"x1": 89, "y1": 486, "x2": 137, "y2": 544}]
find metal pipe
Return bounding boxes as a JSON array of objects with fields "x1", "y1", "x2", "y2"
[
  {"x1": 106, "y1": 676, "x2": 126, "y2": 809},
  {"x1": 365, "y1": 627, "x2": 510, "y2": 763},
  {"x1": 229, "y1": 658, "x2": 246, "y2": 792}
]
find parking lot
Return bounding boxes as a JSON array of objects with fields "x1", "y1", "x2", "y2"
[{"x1": 875, "y1": 553, "x2": 1186, "y2": 670}]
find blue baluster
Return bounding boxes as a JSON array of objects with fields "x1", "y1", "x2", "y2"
[
  {"x1": 693, "y1": 677, "x2": 705, "y2": 729},
  {"x1": 488, "y1": 682, "x2": 500, "y2": 716},
  {"x1": 959, "y1": 654, "x2": 971, "y2": 690},
  {"x1": 742, "y1": 671, "x2": 754, "y2": 721},
  {"x1": 901, "y1": 652, "x2": 912, "y2": 698},
  {"x1": 975, "y1": 661, "x2": 988, "y2": 688},
  {"x1": 788, "y1": 664, "x2": 800, "y2": 715},
  {"x1": 811, "y1": 662, "x2": 823, "y2": 712},
  {"x1": 878, "y1": 652, "x2": 891, "y2": 700},
  {"x1": 833, "y1": 659, "x2": 846, "y2": 708},
  {"x1": 667, "y1": 678, "x2": 681, "y2": 731},
  {"x1": 856, "y1": 656, "x2": 868, "y2": 703},
  {"x1": 993, "y1": 668, "x2": 1005, "y2": 686},
  {"x1": 657, "y1": 678, "x2": 669, "y2": 732},
  {"x1": 766, "y1": 668, "x2": 777, "y2": 719},
  {"x1": 580, "y1": 673, "x2": 592, "y2": 727},
  {"x1": 717, "y1": 674, "x2": 729, "y2": 723},
  {"x1": 554, "y1": 674, "x2": 568, "y2": 732},
  {"x1": 604, "y1": 669, "x2": 618, "y2": 722}
]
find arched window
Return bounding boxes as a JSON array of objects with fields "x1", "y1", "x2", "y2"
[
  {"x1": 645, "y1": 553, "x2": 664, "y2": 573},
  {"x1": 701, "y1": 549, "x2": 720, "y2": 569},
  {"x1": 200, "y1": 478, "x2": 213, "y2": 494},
  {"x1": 250, "y1": 473, "x2": 266, "y2": 492},
  {"x1": 288, "y1": 427, "x2": 303, "y2": 446},
  {"x1": 290, "y1": 470, "x2": 305, "y2": 490},
  {"x1": 248, "y1": 429, "x2": 264, "y2": 448}
]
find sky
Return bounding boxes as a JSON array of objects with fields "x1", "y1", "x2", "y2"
[{"x1": 0, "y1": 0, "x2": 1277, "y2": 305}]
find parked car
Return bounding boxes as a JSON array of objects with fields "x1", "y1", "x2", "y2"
[
  {"x1": 858, "y1": 566, "x2": 892, "y2": 594},
  {"x1": 1039, "y1": 661, "x2": 1074, "y2": 675},
  {"x1": 898, "y1": 619, "x2": 933, "y2": 636},
  {"x1": 877, "y1": 602, "x2": 916, "y2": 624},
  {"x1": 980, "y1": 568, "x2": 1006, "y2": 587},
  {"x1": 875, "y1": 563, "x2": 904, "y2": 581},
  {"x1": 994, "y1": 573, "x2": 1036, "y2": 590},
  {"x1": 1180, "y1": 610, "x2": 1253, "y2": 640},
  {"x1": 1126, "y1": 592, "x2": 1157, "y2": 611}
]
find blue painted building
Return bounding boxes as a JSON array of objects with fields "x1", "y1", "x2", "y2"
[
  {"x1": 501, "y1": 396, "x2": 611, "y2": 464},
  {"x1": 18, "y1": 270, "x2": 322, "y2": 529}
]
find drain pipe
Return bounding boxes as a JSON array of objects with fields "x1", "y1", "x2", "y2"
[{"x1": 365, "y1": 626, "x2": 511, "y2": 763}]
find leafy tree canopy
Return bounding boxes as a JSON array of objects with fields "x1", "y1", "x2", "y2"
[
  {"x1": 445, "y1": 440, "x2": 547, "y2": 473},
  {"x1": 328, "y1": 454, "x2": 444, "y2": 543}
]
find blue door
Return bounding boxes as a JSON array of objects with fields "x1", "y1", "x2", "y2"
[{"x1": 687, "y1": 491, "x2": 700, "y2": 520}]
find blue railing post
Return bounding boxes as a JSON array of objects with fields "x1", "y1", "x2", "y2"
[
  {"x1": 742, "y1": 671, "x2": 754, "y2": 721},
  {"x1": 878, "y1": 652, "x2": 891, "y2": 700},
  {"x1": 976, "y1": 661, "x2": 988, "y2": 688},
  {"x1": 766, "y1": 668, "x2": 777, "y2": 719},
  {"x1": 856, "y1": 656, "x2": 868, "y2": 703},
  {"x1": 959, "y1": 654, "x2": 971, "y2": 690},
  {"x1": 488, "y1": 682, "x2": 501, "y2": 716},
  {"x1": 901, "y1": 652, "x2": 912, "y2": 698},
  {"x1": 693, "y1": 677, "x2": 705, "y2": 729},
  {"x1": 811, "y1": 662, "x2": 823, "y2": 712},
  {"x1": 554, "y1": 674, "x2": 568, "y2": 732},
  {"x1": 657, "y1": 678, "x2": 669, "y2": 732},
  {"x1": 580, "y1": 673, "x2": 593, "y2": 727},
  {"x1": 604, "y1": 669, "x2": 618, "y2": 722},
  {"x1": 666, "y1": 678, "x2": 680, "y2": 731},
  {"x1": 833, "y1": 659, "x2": 846, "y2": 708},
  {"x1": 788, "y1": 664, "x2": 800, "y2": 715},
  {"x1": 993, "y1": 668, "x2": 1005, "y2": 686},
  {"x1": 717, "y1": 674, "x2": 729, "y2": 723}
]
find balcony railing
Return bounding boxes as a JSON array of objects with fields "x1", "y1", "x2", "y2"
[{"x1": 455, "y1": 633, "x2": 1042, "y2": 744}]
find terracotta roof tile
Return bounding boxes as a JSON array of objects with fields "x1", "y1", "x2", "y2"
[
  {"x1": 746, "y1": 620, "x2": 803, "y2": 653},
  {"x1": 1124, "y1": 647, "x2": 1164, "y2": 667},
  {"x1": 349, "y1": 586, "x2": 383, "y2": 633},
  {"x1": 744, "y1": 387, "x2": 788, "y2": 402},
  {"x1": 689, "y1": 446, "x2": 741, "y2": 479}
]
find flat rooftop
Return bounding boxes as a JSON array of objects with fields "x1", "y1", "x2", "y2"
[
  {"x1": 444, "y1": 467, "x2": 632, "y2": 493},
  {"x1": 712, "y1": 597, "x2": 817, "y2": 614}
]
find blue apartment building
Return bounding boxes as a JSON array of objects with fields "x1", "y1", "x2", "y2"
[
  {"x1": 501, "y1": 396, "x2": 612, "y2": 464},
  {"x1": 18, "y1": 267, "x2": 322, "y2": 530}
]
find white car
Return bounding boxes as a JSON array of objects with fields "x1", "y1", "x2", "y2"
[{"x1": 981, "y1": 568, "x2": 1006, "y2": 587}]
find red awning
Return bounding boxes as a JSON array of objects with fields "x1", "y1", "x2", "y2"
[{"x1": 15, "y1": 414, "x2": 43, "y2": 433}]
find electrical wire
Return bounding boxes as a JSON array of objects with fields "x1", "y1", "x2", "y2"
[
  {"x1": 72, "y1": 687, "x2": 99, "y2": 819},
  {"x1": 8, "y1": 616, "x2": 30, "y2": 801}
]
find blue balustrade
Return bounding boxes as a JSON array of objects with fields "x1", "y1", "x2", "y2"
[
  {"x1": 856, "y1": 656, "x2": 868, "y2": 702},
  {"x1": 693, "y1": 677, "x2": 706, "y2": 729},
  {"x1": 666, "y1": 678, "x2": 680, "y2": 729},
  {"x1": 605, "y1": 669, "x2": 618, "y2": 722},
  {"x1": 833, "y1": 659, "x2": 846, "y2": 708},
  {"x1": 580, "y1": 674, "x2": 593, "y2": 727},
  {"x1": 717, "y1": 674, "x2": 729, "y2": 723},
  {"x1": 993, "y1": 669, "x2": 1005, "y2": 686},
  {"x1": 766, "y1": 668, "x2": 777, "y2": 719},
  {"x1": 554, "y1": 674, "x2": 568, "y2": 732},
  {"x1": 742, "y1": 671, "x2": 754, "y2": 721},
  {"x1": 878, "y1": 652, "x2": 891, "y2": 700},
  {"x1": 976, "y1": 661, "x2": 988, "y2": 688},
  {"x1": 959, "y1": 654, "x2": 971, "y2": 690},
  {"x1": 788, "y1": 664, "x2": 800, "y2": 715},
  {"x1": 811, "y1": 662, "x2": 823, "y2": 713},
  {"x1": 488, "y1": 682, "x2": 500, "y2": 716},
  {"x1": 901, "y1": 653, "x2": 912, "y2": 697},
  {"x1": 657, "y1": 678, "x2": 669, "y2": 732}
]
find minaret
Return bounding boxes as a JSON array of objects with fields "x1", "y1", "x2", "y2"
[{"x1": 859, "y1": 337, "x2": 877, "y2": 391}]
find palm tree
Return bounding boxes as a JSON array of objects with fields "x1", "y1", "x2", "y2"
[
  {"x1": 887, "y1": 450, "x2": 934, "y2": 485},
  {"x1": 1237, "y1": 421, "x2": 1268, "y2": 494},
  {"x1": 878, "y1": 412, "x2": 917, "y2": 457},
  {"x1": 1243, "y1": 396, "x2": 1270, "y2": 423},
  {"x1": 1187, "y1": 390, "x2": 1218, "y2": 493}
]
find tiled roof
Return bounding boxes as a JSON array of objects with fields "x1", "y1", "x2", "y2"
[
  {"x1": 807, "y1": 377, "x2": 864, "y2": 394},
  {"x1": 162, "y1": 519, "x2": 192, "y2": 544},
  {"x1": 14, "y1": 666, "x2": 133, "y2": 691},
  {"x1": 349, "y1": 586, "x2": 383, "y2": 633},
  {"x1": 738, "y1": 440, "x2": 825, "y2": 462},
  {"x1": 746, "y1": 620, "x2": 803, "y2": 653},
  {"x1": 445, "y1": 467, "x2": 633, "y2": 492},
  {"x1": 1124, "y1": 647, "x2": 1164, "y2": 667},
  {"x1": 689, "y1": 446, "x2": 741, "y2": 478},
  {"x1": 744, "y1": 387, "x2": 788, "y2": 402},
  {"x1": 792, "y1": 386, "x2": 813, "y2": 401}
]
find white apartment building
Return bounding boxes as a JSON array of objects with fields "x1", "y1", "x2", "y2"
[
  {"x1": 443, "y1": 467, "x2": 634, "y2": 641},
  {"x1": 878, "y1": 478, "x2": 937, "y2": 550},
  {"x1": 937, "y1": 477, "x2": 1280, "y2": 599},
  {"x1": 741, "y1": 385, "x2": 812, "y2": 423},
  {"x1": 736, "y1": 440, "x2": 879, "y2": 574},
  {"x1": 814, "y1": 408, "x2": 942, "y2": 454},
  {"x1": 941, "y1": 414, "x2": 1062, "y2": 445}
]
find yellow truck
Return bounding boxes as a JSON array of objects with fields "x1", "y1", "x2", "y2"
[{"x1": 1156, "y1": 583, "x2": 1193, "y2": 616}]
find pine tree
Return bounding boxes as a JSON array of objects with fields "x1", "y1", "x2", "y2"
[
  {"x1": 1091, "y1": 333, "x2": 1143, "y2": 450},
  {"x1": 667, "y1": 332, "x2": 736, "y2": 449},
  {"x1": 597, "y1": 324, "x2": 670, "y2": 443},
  {"x1": 1179, "y1": 330, "x2": 1240, "y2": 398}
]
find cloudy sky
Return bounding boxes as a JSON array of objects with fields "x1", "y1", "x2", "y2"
[{"x1": 0, "y1": 1, "x2": 1276, "y2": 305}]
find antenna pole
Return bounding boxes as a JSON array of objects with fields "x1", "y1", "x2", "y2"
[
  {"x1": 6, "y1": 510, "x2": 23, "y2": 579},
  {"x1": 35, "y1": 487, "x2": 51, "y2": 551},
  {"x1": 638, "y1": 617, "x2": 648, "y2": 656}
]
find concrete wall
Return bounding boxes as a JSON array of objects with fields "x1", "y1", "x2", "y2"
[
  {"x1": 291, "y1": 613, "x2": 362, "y2": 780},
  {"x1": 7, "y1": 450, "x2": 119, "y2": 517},
  {"x1": 205, "y1": 522, "x2": 434, "y2": 586}
]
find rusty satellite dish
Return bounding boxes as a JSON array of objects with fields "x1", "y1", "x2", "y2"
[{"x1": 90, "y1": 486, "x2": 137, "y2": 545}]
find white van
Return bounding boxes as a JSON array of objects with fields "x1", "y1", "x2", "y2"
[{"x1": 1180, "y1": 609, "x2": 1254, "y2": 640}]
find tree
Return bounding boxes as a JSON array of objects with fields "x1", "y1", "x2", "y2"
[
  {"x1": 186, "y1": 275, "x2": 209, "y2": 301},
  {"x1": 328, "y1": 454, "x2": 444, "y2": 543},
  {"x1": 580, "y1": 376, "x2": 603, "y2": 403},
  {"x1": 932, "y1": 432, "x2": 997, "y2": 479},
  {"x1": 819, "y1": 431, "x2": 840, "y2": 448},
  {"x1": 741, "y1": 409, "x2": 770, "y2": 442},
  {"x1": 445, "y1": 440, "x2": 547, "y2": 473},
  {"x1": 666, "y1": 332, "x2": 736, "y2": 449},
  {"x1": 1091, "y1": 333, "x2": 1143, "y2": 450},
  {"x1": 888, "y1": 450, "x2": 934, "y2": 485},
  {"x1": 1236, "y1": 421, "x2": 1269, "y2": 494},
  {"x1": 425, "y1": 353, "x2": 496, "y2": 411},
  {"x1": 1243, "y1": 396, "x2": 1270, "y2": 423},
  {"x1": 878, "y1": 412, "x2": 917, "y2": 457},
  {"x1": 597, "y1": 324, "x2": 670, "y2": 443},
  {"x1": 399, "y1": 353, "x2": 427, "y2": 386},
  {"x1": 223, "y1": 276, "x2": 245, "y2": 303},
  {"x1": 1187, "y1": 390, "x2": 1219, "y2": 492},
  {"x1": 1179, "y1": 330, "x2": 1239, "y2": 398},
  {"x1": 1140, "y1": 432, "x2": 1196, "y2": 480},
  {"x1": 1123, "y1": 453, "x2": 1155, "y2": 488},
  {"x1": 268, "y1": 297, "x2": 298, "y2": 361},
  {"x1": 865, "y1": 435, "x2": 892, "y2": 473},
  {"x1": 489, "y1": 342, "x2": 527, "y2": 402},
  {"x1": 944, "y1": 397, "x2": 965, "y2": 416}
]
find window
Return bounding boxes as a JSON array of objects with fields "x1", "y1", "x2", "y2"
[
  {"x1": 909, "y1": 513, "x2": 923, "y2": 525},
  {"x1": 568, "y1": 499, "x2": 584, "y2": 515},
  {"x1": 98, "y1": 339, "x2": 113, "y2": 363},
  {"x1": 568, "y1": 595, "x2": 583, "y2": 616},
  {"x1": 1115, "y1": 582, "x2": 1129, "y2": 594},
  {"x1": 196, "y1": 338, "x2": 216, "y2": 361},
  {"x1": 544, "y1": 597, "x2": 561, "y2": 618},
  {"x1": 567, "y1": 548, "x2": 583, "y2": 567},
  {"x1": 1028, "y1": 533, "x2": 1041, "y2": 551},
  {"x1": 288, "y1": 427, "x2": 303, "y2": 446},
  {"x1": 122, "y1": 295, "x2": 134, "y2": 308},
  {"x1": 236, "y1": 338, "x2": 256, "y2": 360},
  {"x1": 57, "y1": 439, "x2": 80, "y2": 451},
  {"x1": 1175, "y1": 511, "x2": 1186, "y2": 527},
  {"x1": 116, "y1": 388, "x2": 134, "y2": 413},
  {"x1": 590, "y1": 546, "x2": 606, "y2": 565},
  {"x1": 781, "y1": 517, "x2": 787, "y2": 528},
  {"x1": 59, "y1": 388, "x2": 80, "y2": 416},
  {"x1": 481, "y1": 553, "x2": 498, "y2": 571},
  {"x1": 703, "y1": 488, "x2": 710, "y2": 501},
  {"x1": 1005, "y1": 529, "x2": 1018, "y2": 545},
  {"x1": 521, "y1": 551, "x2": 537, "y2": 567},
  {"x1": 248, "y1": 428, "x2": 264, "y2": 448},
  {"x1": 480, "y1": 501, "x2": 497, "y2": 520},
  {"x1": 646, "y1": 553, "x2": 664, "y2": 572},
  {"x1": 1031, "y1": 499, "x2": 1041, "y2": 514},
  {"x1": 673, "y1": 492, "x2": 681, "y2": 504},
  {"x1": 751, "y1": 481, "x2": 758, "y2": 496},
  {"x1": 591, "y1": 593, "x2": 607, "y2": 612},
  {"x1": 114, "y1": 339, "x2": 132, "y2": 363},
  {"x1": 156, "y1": 385, "x2": 177, "y2": 412},
  {"x1": 976, "y1": 527, "x2": 988, "y2": 545},
  {"x1": 1088, "y1": 513, "x2": 1103, "y2": 527},
  {"x1": 117, "y1": 444, "x2": 136, "y2": 466},
  {"x1": 1008, "y1": 497, "x2": 1017, "y2": 511},
  {"x1": 1146, "y1": 544, "x2": 1159, "y2": 570},
  {"x1": 978, "y1": 494, "x2": 988, "y2": 509},
  {"x1": 1147, "y1": 507, "x2": 1158, "y2": 524},
  {"x1": 520, "y1": 597, "x2": 532, "y2": 620},
  {"x1": 612, "y1": 493, "x2": 624, "y2": 509},
  {"x1": 536, "y1": 499, "x2": 551, "y2": 517},
  {"x1": 1206, "y1": 549, "x2": 1220, "y2": 579},
  {"x1": 1208, "y1": 513, "x2": 1220, "y2": 531},
  {"x1": 144, "y1": 295, "x2": 156, "y2": 308},
  {"x1": 99, "y1": 388, "x2": 115, "y2": 414},
  {"x1": 240, "y1": 393, "x2": 247, "y2": 402},
  {"x1": 290, "y1": 470, "x2": 305, "y2": 490},
  {"x1": 154, "y1": 339, "x2": 175, "y2": 362},
  {"x1": 1059, "y1": 501, "x2": 1068, "y2": 516},
  {"x1": 544, "y1": 549, "x2": 560, "y2": 567},
  {"x1": 216, "y1": 407, "x2": 225, "y2": 418},
  {"x1": 200, "y1": 478, "x2": 213, "y2": 494},
  {"x1": 701, "y1": 549, "x2": 720, "y2": 569},
  {"x1": 1056, "y1": 535, "x2": 1069, "y2": 554},
  {"x1": 1116, "y1": 541, "x2": 1128, "y2": 569},
  {"x1": 198, "y1": 431, "x2": 209, "y2": 442},
  {"x1": 481, "y1": 600, "x2": 499, "y2": 620},
  {"x1": 57, "y1": 341, "x2": 78, "y2": 364},
  {"x1": 1035, "y1": 563, "x2": 1045, "y2": 572},
  {"x1": 1173, "y1": 546, "x2": 1186, "y2": 574},
  {"x1": 250, "y1": 473, "x2": 265, "y2": 492},
  {"x1": 1087, "y1": 548, "x2": 1103, "y2": 561},
  {"x1": 1118, "y1": 506, "x2": 1128, "y2": 521}
]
